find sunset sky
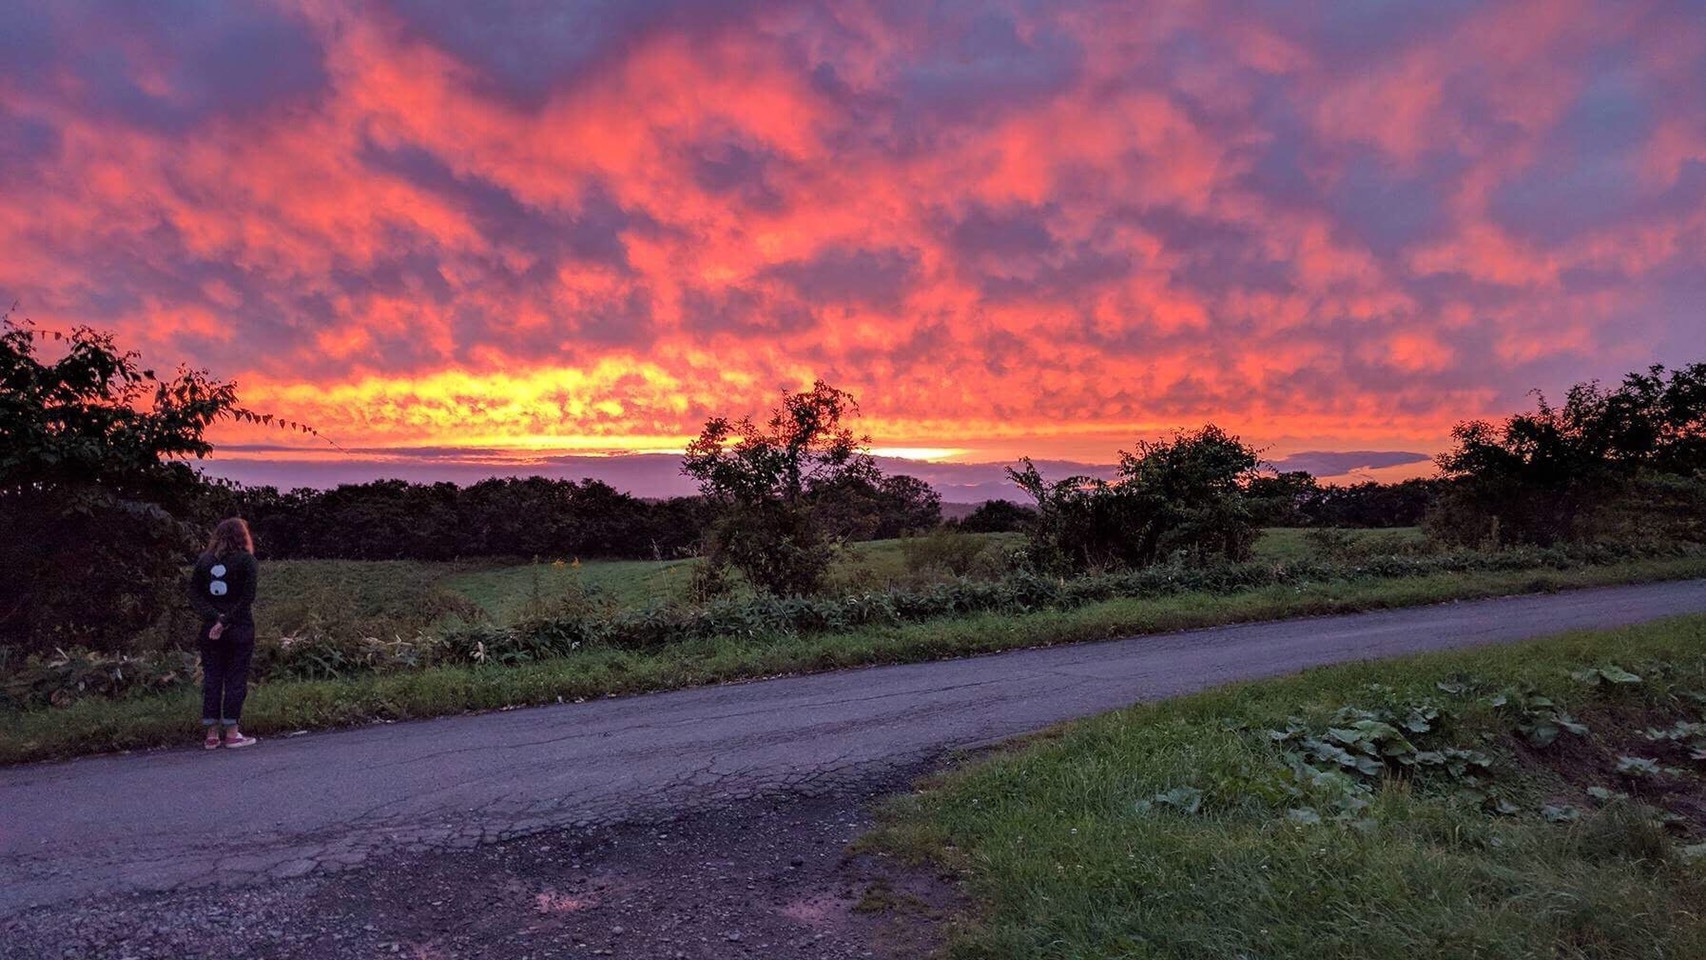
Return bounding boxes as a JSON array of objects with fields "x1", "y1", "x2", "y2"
[{"x1": 3, "y1": 1, "x2": 1702, "y2": 493}]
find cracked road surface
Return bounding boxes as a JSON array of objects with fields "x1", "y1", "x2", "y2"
[{"x1": 4, "y1": 580, "x2": 1704, "y2": 919}]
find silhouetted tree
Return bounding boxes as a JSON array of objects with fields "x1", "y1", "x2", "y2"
[
  {"x1": 1431, "y1": 363, "x2": 1706, "y2": 546},
  {"x1": 1011, "y1": 425, "x2": 1261, "y2": 572},
  {"x1": 812, "y1": 472, "x2": 943, "y2": 541},
  {"x1": 682, "y1": 381, "x2": 877, "y2": 595},
  {"x1": 1246, "y1": 471, "x2": 1320, "y2": 526},
  {"x1": 1, "y1": 311, "x2": 240, "y2": 651},
  {"x1": 953, "y1": 499, "x2": 1037, "y2": 534},
  {"x1": 230, "y1": 478, "x2": 712, "y2": 562}
]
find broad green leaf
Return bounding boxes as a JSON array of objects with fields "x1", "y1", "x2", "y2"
[
  {"x1": 1153, "y1": 786, "x2": 1204, "y2": 815},
  {"x1": 1615, "y1": 756, "x2": 1662, "y2": 778},
  {"x1": 1285, "y1": 808, "x2": 1322, "y2": 826}
]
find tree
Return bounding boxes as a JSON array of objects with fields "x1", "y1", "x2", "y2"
[
  {"x1": 682, "y1": 381, "x2": 877, "y2": 596},
  {"x1": 811, "y1": 471, "x2": 943, "y2": 541},
  {"x1": 1246, "y1": 470, "x2": 1320, "y2": 527},
  {"x1": 0, "y1": 310, "x2": 245, "y2": 651},
  {"x1": 1010, "y1": 425, "x2": 1261, "y2": 572},
  {"x1": 1426, "y1": 363, "x2": 1706, "y2": 545},
  {"x1": 1304, "y1": 478, "x2": 1441, "y2": 528},
  {"x1": 227, "y1": 477, "x2": 714, "y2": 562},
  {"x1": 1432, "y1": 362, "x2": 1706, "y2": 546},
  {"x1": 953, "y1": 499, "x2": 1037, "y2": 534}
]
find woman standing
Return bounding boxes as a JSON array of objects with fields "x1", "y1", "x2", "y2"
[{"x1": 189, "y1": 518, "x2": 260, "y2": 749}]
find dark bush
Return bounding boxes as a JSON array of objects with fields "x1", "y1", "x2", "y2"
[
  {"x1": 1433, "y1": 362, "x2": 1706, "y2": 547},
  {"x1": 954, "y1": 499, "x2": 1037, "y2": 534},
  {"x1": 684, "y1": 381, "x2": 876, "y2": 596},
  {"x1": 1011, "y1": 425, "x2": 1261, "y2": 573},
  {"x1": 0, "y1": 312, "x2": 248, "y2": 654}
]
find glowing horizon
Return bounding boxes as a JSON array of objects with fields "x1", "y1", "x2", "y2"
[{"x1": 3, "y1": 1, "x2": 1701, "y2": 474}]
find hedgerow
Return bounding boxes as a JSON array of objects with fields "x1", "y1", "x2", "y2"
[{"x1": 5, "y1": 541, "x2": 1702, "y2": 710}]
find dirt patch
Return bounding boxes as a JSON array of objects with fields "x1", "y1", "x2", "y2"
[
  {"x1": 1509, "y1": 703, "x2": 1706, "y2": 834},
  {"x1": 0, "y1": 785, "x2": 967, "y2": 960}
]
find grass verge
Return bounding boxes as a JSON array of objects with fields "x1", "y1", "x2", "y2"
[
  {"x1": 3, "y1": 556, "x2": 1705, "y2": 765},
  {"x1": 863, "y1": 614, "x2": 1706, "y2": 959}
]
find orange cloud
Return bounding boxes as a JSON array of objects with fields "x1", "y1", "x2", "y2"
[{"x1": 1, "y1": 0, "x2": 1701, "y2": 475}]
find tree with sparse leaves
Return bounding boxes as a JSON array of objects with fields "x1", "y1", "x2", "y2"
[{"x1": 682, "y1": 381, "x2": 878, "y2": 596}]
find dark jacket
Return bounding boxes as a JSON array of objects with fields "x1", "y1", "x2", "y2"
[{"x1": 188, "y1": 550, "x2": 258, "y2": 627}]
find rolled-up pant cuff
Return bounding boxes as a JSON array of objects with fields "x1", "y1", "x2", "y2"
[{"x1": 201, "y1": 718, "x2": 220, "y2": 726}]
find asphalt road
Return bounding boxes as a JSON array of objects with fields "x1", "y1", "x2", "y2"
[{"x1": 4, "y1": 579, "x2": 1704, "y2": 918}]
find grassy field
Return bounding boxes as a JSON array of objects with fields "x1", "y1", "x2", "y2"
[
  {"x1": 446, "y1": 557, "x2": 698, "y2": 619},
  {"x1": 250, "y1": 559, "x2": 485, "y2": 640},
  {"x1": 253, "y1": 528, "x2": 1393, "y2": 635},
  {"x1": 1250, "y1": 526, "x2": 1426, "y2": 563},
  {"x1": 248, "y1": 533, "x2": 1027, "y2": 635},
  {"x1": 867, "y1": 615, "x2": 1706, "y2": 959},
  {"x1": 4, "y1": 548, "x2": 1705, "y2": 764}
]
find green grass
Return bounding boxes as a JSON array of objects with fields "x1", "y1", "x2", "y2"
[
  {"x1": 446, "y1": 557, "x2": 697, "y2": 619},
  {"x1": 224, "y1": 529, "x2": 1410, "y2": 635},
  {"x1": 4, "y1": 552, "x2": 1705, "y2": 765},
  {"x1": 864, "y1": 615, "x2": 1706, "y2": 959},
  {"x1": 444, "y1": 534, "x2": 1028, "y2": 618},
  {"x1": 247, "y1": 529, "x2": 1364, "y2": 629},
  {"x1": 254, "y1": 559, "x2": 483, "y2": 638},
  {"x1": 1252, "y1": 526, "x2": 1425, "y2": 562}
]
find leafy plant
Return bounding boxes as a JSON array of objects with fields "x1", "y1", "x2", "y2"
[
  {"x1": 1140, "y1": 785, "x2": 1204, "y2": 815},
  {"x1": 1261, "y1": 691, "x2": 1508, "y2": 820},
  {"x1": 1610, "y1": 760, "x2": 1665, "y2": 780},
  {"x1": 1571, "y1": 664, "x2": 1644, "y2": 686},
  {"x1": 1486, "y1": 687, "x2": 1590, "y2": 748}
]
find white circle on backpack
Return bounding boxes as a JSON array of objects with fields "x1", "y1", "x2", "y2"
[
  {"x1": 210, "y1": 580, "x2": 228, "y2": 597},
  {"x1": 211, "y1": 564, "x2": 227, "y2": 577}
]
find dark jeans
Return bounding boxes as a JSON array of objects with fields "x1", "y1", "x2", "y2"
[{"x1": 199, "y1": 621, "x2": 256, "y2": 726}]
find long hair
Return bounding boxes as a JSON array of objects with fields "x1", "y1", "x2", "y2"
[{"x1": 207, "y1": 517, "x2": 254, "y2": 557}]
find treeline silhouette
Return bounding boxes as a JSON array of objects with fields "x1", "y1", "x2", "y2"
[
  {"x1": 1248, "y1": 475, "x2": 1442, "y2": 528},
  {"x1": 211, "y1": 478, "x2": 711, "y2": 562},
  {"x1": 196, "y1": 472, "x2": 1446, "y2": 566},
  {"x1": 10, "y1": 305, "x2": 1700, "y2": 659},
  {"x1": 204, "y1": 471, "x2": 951, "y2": 562}
]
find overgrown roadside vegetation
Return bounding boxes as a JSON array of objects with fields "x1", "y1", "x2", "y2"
[
  {"x1": 4, "y1": 548, "x2": 1705, "y2": 764},
  {"x1": 865, "y1": 614, "x2": 1706, "y2": 959}
]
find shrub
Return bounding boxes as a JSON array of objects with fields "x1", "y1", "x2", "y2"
[
  {"x1": 953, "y1": 499, "x2": 1037, "y2": 534},
  {"x1": 1011, "y1": 425, "x2": 1261, "y2": 573},
  {"x1": 3, "y1": 646, "x2": 197, "y2": 708},
  {"x1": 0, "y1": 308, "x2": 304, "y2": 655},
  {"x1": 1434, "y1": 362, "x2": 1706, "y2": 547}
]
